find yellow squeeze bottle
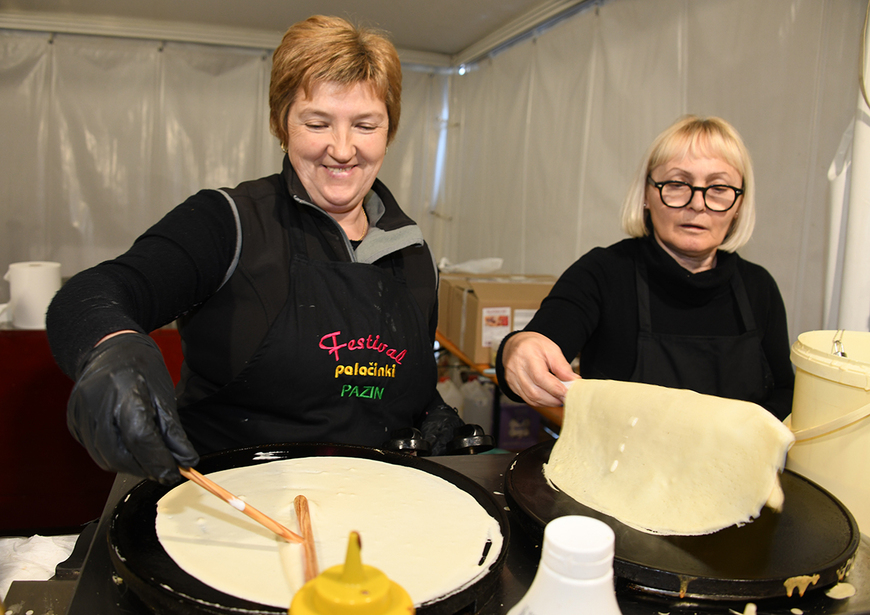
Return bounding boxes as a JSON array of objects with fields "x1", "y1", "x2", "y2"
[{"x1": 289, "y1": 531, "x2": 415, "y2": 615}]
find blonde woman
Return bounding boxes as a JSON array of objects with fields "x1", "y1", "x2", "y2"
[{"x1": 497, "y1": 115, "x2": 794, "y2": 420}]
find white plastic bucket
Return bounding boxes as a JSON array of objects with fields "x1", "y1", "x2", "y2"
[{"x1": 786, "y1": 330, "x2": 870, "y2": 534}]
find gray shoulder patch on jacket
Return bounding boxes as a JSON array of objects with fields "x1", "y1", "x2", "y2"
[{"x1": 215, "y1": 188, "x2": 242, "y2": 289}]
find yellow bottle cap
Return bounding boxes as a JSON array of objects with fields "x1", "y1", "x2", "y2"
[{"x1": 289, "y1": 531, "x2": 415, "y2": 615}]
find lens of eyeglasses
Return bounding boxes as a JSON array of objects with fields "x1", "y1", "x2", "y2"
[{"x1": 660, "y1": 182, "x2": 737, "y2": 211}]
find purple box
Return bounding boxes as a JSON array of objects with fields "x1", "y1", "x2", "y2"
[{"x1": 497, "y1": 397, "x2": 541, "y2": 451}]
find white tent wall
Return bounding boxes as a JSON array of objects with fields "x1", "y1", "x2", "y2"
[
  {"x1": 0, "y1": 28, "x2": 446, "y2": 301},
  {"x1": 826, "y1": 61, "x2": 870, "y2": 332},
  {"x1": 0, "y1": 31, "x2": 277, "y2": 281},
  {"x1": 438, "y1": 0, "x2": 866, "y2": 342},
  {"x1": 375, "y1": 70, "x2": 450, "y2": 250},
  {"x1": 0, "y1": 0, "x2": 865, "y2": 344}
]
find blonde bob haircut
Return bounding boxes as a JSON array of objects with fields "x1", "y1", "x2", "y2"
[
  {"x1": 620, "y1": 115, "x2": 756, "y2": 253},
  {"x1": 269, "y1": 15, "x2": 402, "y2": 149}
]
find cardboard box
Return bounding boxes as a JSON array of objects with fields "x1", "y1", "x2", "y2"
[
  {"x1": 438, "y1": 274, "x2": 555, "y2": 365},
  {"x1": 436, "y1": 273, "x2": 466, "y2": 347}
]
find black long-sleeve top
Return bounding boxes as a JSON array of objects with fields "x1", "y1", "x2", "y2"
[
  {"x1": 47, "y1": 157, "x2": 441, "y2": 407},
  {"x1": 497, "y1": 236, "x2": 795, "y2": 419}
]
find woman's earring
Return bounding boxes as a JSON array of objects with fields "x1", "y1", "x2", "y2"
[{"x1": 281, "y1": 142, "x2": 287, "y2": 153}]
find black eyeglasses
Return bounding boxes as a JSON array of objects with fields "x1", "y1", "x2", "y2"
[{"x1": 647, "y1": 175, "x2": 744, "y2": 212}]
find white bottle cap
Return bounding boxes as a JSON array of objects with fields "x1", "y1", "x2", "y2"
[{"x1": 541, "y1": 516, "x2": 615, "y2": 579}]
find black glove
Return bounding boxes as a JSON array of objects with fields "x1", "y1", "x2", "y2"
[
  {"x1": 67, "y1": 332, "x2": 199, "y2": 484},
  {"x1": 419, "y1": 404, "x2": 465, "y2": 456}
]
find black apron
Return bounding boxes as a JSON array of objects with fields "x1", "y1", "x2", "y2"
[
  {"x1": 629, "y1": 260, "x2": 774, "y2": 404},
  {"x1": 180, "y1": 220, "x2": 436, "y2": 454}
]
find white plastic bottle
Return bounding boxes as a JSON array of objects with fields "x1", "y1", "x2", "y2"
[{"x1": 507, "y1": 515, "x2": 623, "y2": 615}]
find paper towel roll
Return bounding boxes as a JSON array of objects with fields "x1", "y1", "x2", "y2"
[{"x1": 1, "y1": 261, "x2": 62, "y2": 329}]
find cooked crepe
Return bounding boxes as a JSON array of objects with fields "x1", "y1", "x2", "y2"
[
  {"x1": 156, "y1": 456, "x2": 503, "y2": 608},
  {"x1": 544, "y1": 379, "x2": 795, "y2": 536}
]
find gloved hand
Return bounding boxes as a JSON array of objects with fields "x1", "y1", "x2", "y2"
[
  {"x1": 419, "y1": 404, "x2": 465, "y2": 456},
  {"x1": 67, "y1": 332, "x2": 199, "y2": 484}
]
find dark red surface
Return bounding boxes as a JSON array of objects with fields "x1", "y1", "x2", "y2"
[{"x1": 0, "y1": 328, "x2": 183, "y2": 533}]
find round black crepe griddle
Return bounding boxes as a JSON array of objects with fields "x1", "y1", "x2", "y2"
[
  {"x1": 505, "y1": 440, "x2": 859, "y2": 601},
  {"x1": 108, "y1": 443, "x2": 509, "y2": 615}
]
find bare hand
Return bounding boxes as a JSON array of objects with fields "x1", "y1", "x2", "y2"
[{"x1": 501, "y1": 332, "x2": 579, "y2": 407}]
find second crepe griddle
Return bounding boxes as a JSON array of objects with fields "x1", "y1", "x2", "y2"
[{"x1": 505, "y1": 440, "x2": 859, "y2": 601}]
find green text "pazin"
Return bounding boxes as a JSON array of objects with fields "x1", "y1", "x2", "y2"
[{"x1": 340, "y1": 385, "x2": 384, "y2": 399}]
